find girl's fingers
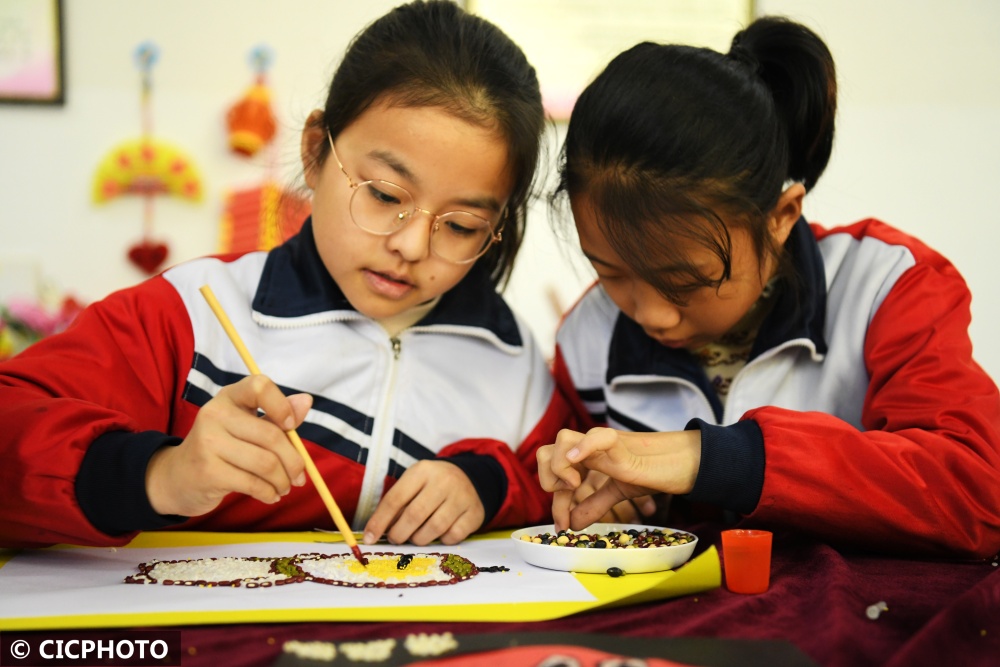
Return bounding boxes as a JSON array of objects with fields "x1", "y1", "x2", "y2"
[
  {"x1": 363, "y1": 478, "x2": 414, "y2": 544},
  {"x1": 409, "y1": 500, "x2": 476, "y2": 546},
  {"x1": 399, "y1": 464, "x2": 483, "y2": 545},
  {"x1": 635, "y1": 494, "x2": 658, "y2": 516},
  {"x1": 609, "y1": 499, "x2": 639, "y2": 524},
  {"x1": 365, "y1": 461, "x2": 481, "y2": 546},
  {"x1": 218, "y1": 464, "x2": 284, "y2": 507},
  {"x1": 538, "y1": 444, "x2": 584, "y2": 492},
  {"x1": 438, "y1": 506, "x2": 482, "y2": 545},
  {"x1": 216, "y1": 435, "x2": 297, "y2": 499},
  {"x1": 547, "y1": 432, "x2": 621, "y2": 531},
  {"x1": 206, "y1": 410, "x2": 301, "y2": 494},
  {"x1": 571, "y1": 427, "x2": 621, "y2": 463},
  {"x1": 568, "y1": 480, "x2": 629, "y2": 531},
  {"x1": 549, "y1": 429, "x2": 588, "y2": 488},
  {"x1": 385, "y1": 486, "x2": 446, "y2": 546},
  {"x1": 225, "y1": 375, "x2": 298, "y2": 430},
  {"x1": 286, "y1": 393, "x2": 313, "y2": 426},
  {"x1": 552, "y1": 488, "x2": 575, "y2": 532},
  {"x1": 159, "y1": 381, "x2": 311, "y2": 516},
  {"x1": 536, "y1": 445, "x2": 561, "y2": 491},
  {"x1": 216, "y1": 383, "x2": 309, "y2": 490},
  {"x1": 573, "y1": 470, "x2": 605, "y2": 503}
]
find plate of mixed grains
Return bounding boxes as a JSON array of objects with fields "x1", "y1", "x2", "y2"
[{"x1": 511, "y1": 523, "x2": 698, "y2": 575}]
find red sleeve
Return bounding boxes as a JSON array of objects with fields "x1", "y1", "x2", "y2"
[
  {"x1": 438, "y1": 381, "x2": 577, "y2": 531},
  {"x1": 0, "y1": 277, "x2": 193, "y2": 548},
  {"x1": 748, "y1": 243, "x2": 1000, "y2": 559}
]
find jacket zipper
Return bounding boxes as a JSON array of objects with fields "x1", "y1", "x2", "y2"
[{"x1": 352, "y1": 335, "x2": 403, "y2": 529}]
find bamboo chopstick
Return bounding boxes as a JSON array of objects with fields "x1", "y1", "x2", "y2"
[{"x1": 199, "y1": 284, "x2": 367, "y2": 566}]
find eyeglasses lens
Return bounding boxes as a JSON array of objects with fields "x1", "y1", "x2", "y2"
[{"x1": 349, "y1": 180, "x2": 494, "y2": 263}]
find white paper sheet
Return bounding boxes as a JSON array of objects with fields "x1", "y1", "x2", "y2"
[{"x1": 0, "y1": 537, "x2": 594, "y2": 622}]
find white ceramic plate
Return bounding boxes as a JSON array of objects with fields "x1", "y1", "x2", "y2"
[{"x1": 510, "y1": 523, "x2": 698, "y2": 574}]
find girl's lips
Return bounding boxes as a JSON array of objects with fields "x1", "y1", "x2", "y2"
[
  {"x1": 654, "y1": 336, "x2": 693, "y2": 349},
  {"x1": 363, "y1": 269, "x2": 415, "y2": 299}
]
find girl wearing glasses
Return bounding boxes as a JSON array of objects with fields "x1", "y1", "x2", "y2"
[
  {"x1": 538, "y1": 17, "x2": 1000, "y2": 558},
  {"x1": 0, "y1": 1, "x2": 571, "y2": 549}
]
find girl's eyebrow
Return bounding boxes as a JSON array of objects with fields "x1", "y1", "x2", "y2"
[
  {"x1": 583, "y1": 250, "x2": 619, "y2": 269},
  {"x1": 366, "y1": 149, "x2": 502, "y2": 213},
  {"x1": 368, "y1": 149, "x2": 416, "y2": 183}
]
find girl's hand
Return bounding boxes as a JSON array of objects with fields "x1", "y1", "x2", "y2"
[
  {"x1": 363, "y1": 460, "x2": 484, "y2": 546},
  {"x1": 573, "y1": 470, "x2": 658, "y2": 524},
  {"x1": 537, "y1": 427, "x2": 701, "y2": 531},
  {"x1": 145, "y1": 375, "x2": 312, "y2": 517}
]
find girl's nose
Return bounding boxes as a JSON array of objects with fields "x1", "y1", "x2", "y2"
[
  {"x1": 385, "y1": 210, "x2": 433, "y2": 262},
  {"x1": 631, "y1": 281, "x2": 682, "y2": 332}
]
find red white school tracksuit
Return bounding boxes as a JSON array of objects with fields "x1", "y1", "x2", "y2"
[
  {"x1": 554, "y1": 218, "x2": 1000, "y2": 559},
  {"x1": 0, "y1": 219, "x2": 570, "y2": 548}
]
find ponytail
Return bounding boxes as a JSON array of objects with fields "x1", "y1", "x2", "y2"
[{"x1": 729, "y1": 17, "x2": 837, "y2": 191}]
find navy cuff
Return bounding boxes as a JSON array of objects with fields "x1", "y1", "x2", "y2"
[
  {"x1": 683, "y1": 418, "x2": 765, "y2": 514},
  {"x1": 442, "y1": 453, "x2": 507, "y2": 525},
  {"x1": 75, "y1": 430, "x2": 188, "y2": 536}
]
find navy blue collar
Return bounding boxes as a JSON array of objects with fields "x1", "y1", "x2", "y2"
[
  {"x1": 606, "y1": 216, "x2": 828, "y2": 396},
  {"x1": 752, "y1": 216, "x2": 828, "y2": 356},
  {"x1": 252, "y1": 218, "x2": 522, "y2": 347}
]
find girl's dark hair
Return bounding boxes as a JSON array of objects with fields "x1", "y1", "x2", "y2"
[
  {"x1": 310, "y1": 0, "x2": 544, "y2": 288},
  {"x1": 555, "y1": 16, "x2": 836, "y2": 302}
]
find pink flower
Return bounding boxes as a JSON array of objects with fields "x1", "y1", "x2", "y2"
[
  {"x1": 3, "y1": 295, "x2": 85, "y2": 338},
  {"x1": 6, "y1": 299, "x2": 57, "y2": 336}
]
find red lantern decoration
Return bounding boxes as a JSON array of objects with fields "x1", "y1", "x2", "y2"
[
  {"x1": 226, "y1": 78, "x2": 276, "y2": 157},
  {"x1": 226, "y1": 46, "x2": 277, "y2": 158}
]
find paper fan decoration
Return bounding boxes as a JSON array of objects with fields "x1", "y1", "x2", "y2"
[
  {"x1": 91, "y1": 42, "x2": 204, "y2": 275},
  {"x1": 92, "y1": 138, "x2": 203, "y2": 202}
]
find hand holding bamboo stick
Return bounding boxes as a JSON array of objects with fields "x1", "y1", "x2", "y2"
[{"x1": 199, "y1": 284, "x2": 367, "y2": 566}]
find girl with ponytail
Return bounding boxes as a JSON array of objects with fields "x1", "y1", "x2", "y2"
[{"x1": 538, "y1": 17, "x2": 1000, "y2": 559}]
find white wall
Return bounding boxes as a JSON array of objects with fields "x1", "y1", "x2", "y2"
[
  {"x1": 751, "y1": 0, "x2": 1000, "y2": 382},
  {"x1": 2, "y1": 1, "x2": 998, "y2": 382}
]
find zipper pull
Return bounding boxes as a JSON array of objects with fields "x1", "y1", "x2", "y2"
[{"x1": 391, "y1": 337, "x2": 401, "y2": 360}]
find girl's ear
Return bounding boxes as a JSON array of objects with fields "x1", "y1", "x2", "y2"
[
  {"x1": 769, "y1": 182, "x2": 806, "y2": 245},
  {"x1": 301, "y1": 109, "x2": 327, "y2": 190}
]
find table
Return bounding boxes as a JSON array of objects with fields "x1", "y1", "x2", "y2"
[{"x1": 5, "y1": 525, "x2": 999, "y2": 666}]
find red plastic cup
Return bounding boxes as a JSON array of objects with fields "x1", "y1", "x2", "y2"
[{"x1": 721, "y1": 529, "x2": 772, "y2": 594}]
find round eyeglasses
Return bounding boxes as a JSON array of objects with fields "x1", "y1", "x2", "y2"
[{"x1": 327, "y1": 132, "x2": 502, "y2": 264}]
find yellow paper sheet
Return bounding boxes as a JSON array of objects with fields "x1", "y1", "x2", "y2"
[{"x1": 0, "y1": 531, "x2": 720, "y2": 630}]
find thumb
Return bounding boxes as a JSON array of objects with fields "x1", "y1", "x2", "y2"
[{"x1": 286, "y1": 393, "x2": 313, "y2": 426}]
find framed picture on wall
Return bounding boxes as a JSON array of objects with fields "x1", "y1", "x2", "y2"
[
  {"x1": 0, "y1": 0, "x2": 65, "y2": 105},
  {"x1": 468, "y1": 0, "x2": 753, "y2": 121}
]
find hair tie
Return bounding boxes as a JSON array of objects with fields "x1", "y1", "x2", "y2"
[{"x1": 727, "y1": 37, "x2": 759, "y2": 75}]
